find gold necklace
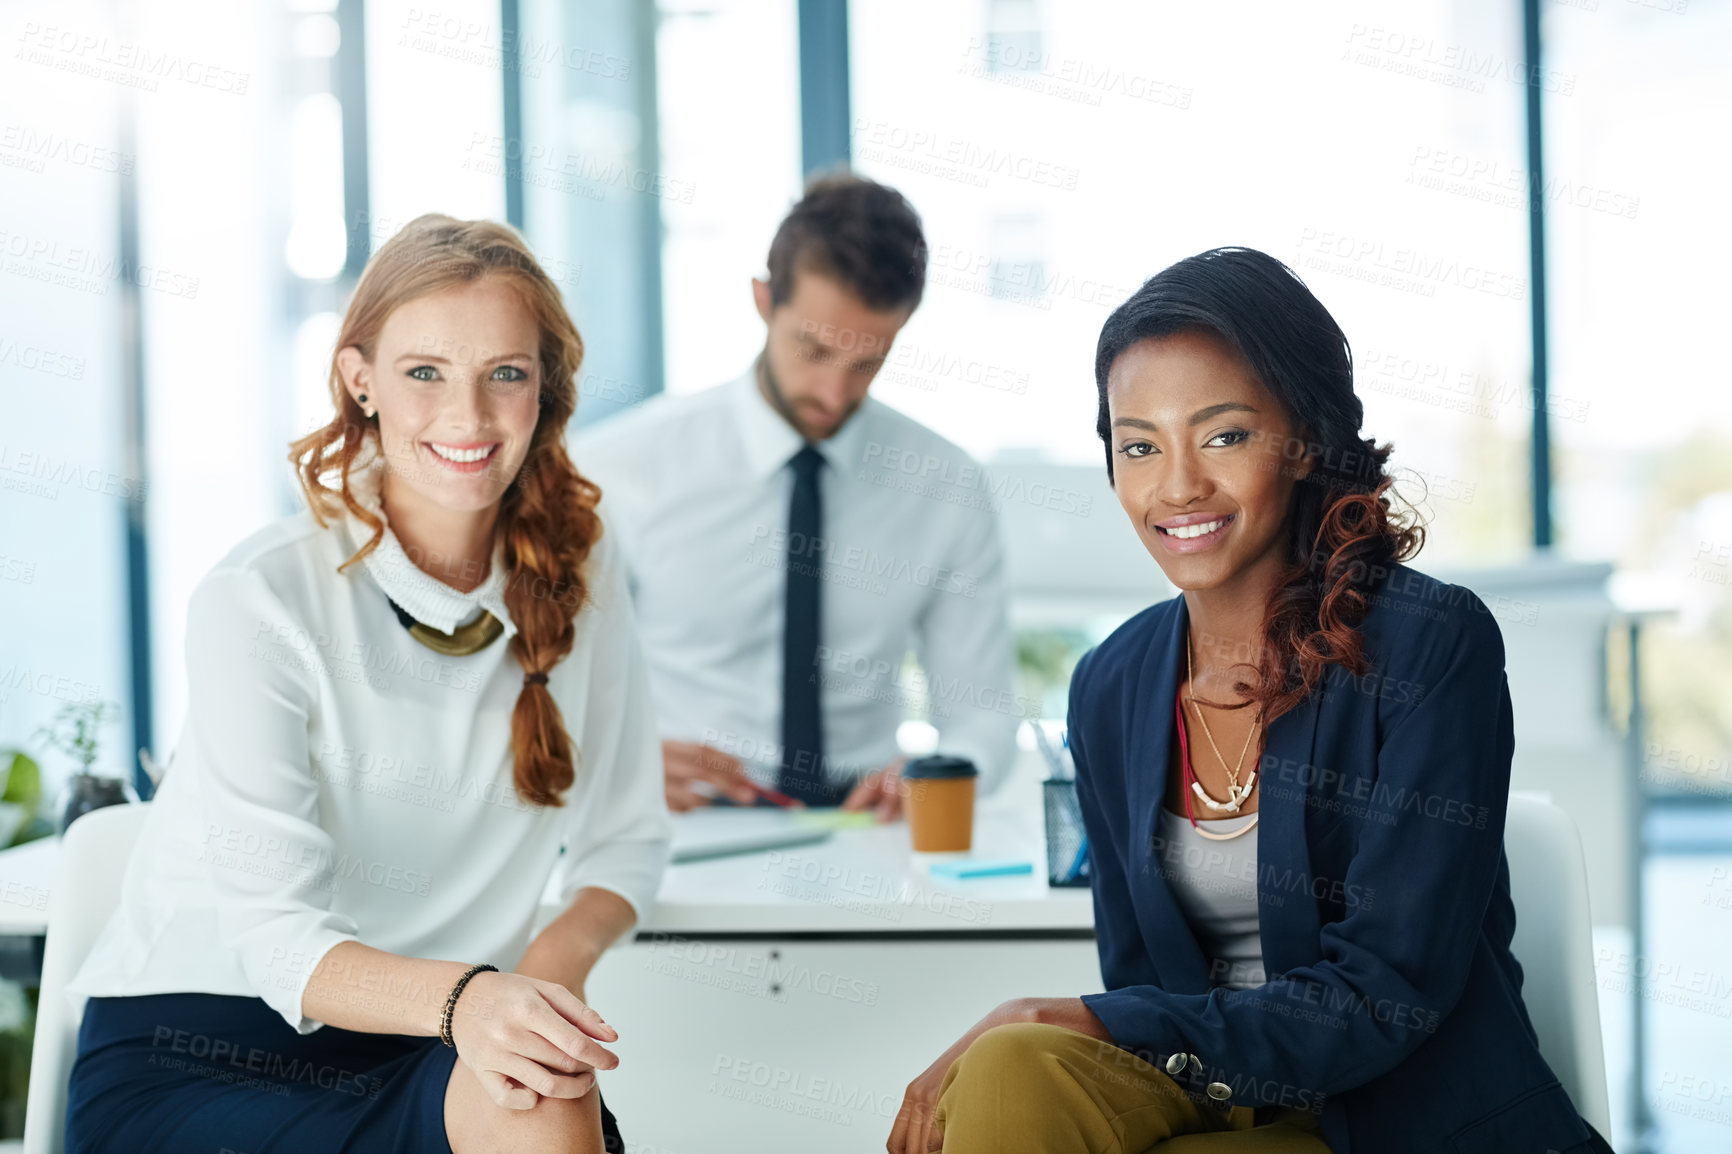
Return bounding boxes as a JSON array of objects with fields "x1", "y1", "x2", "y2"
[
  {"x1": 1184, "y1": 623, "x2": 1260, "y2": 813},
  {"x1": 1178, "y1": 624, "x2": 1260, "y2": 842},
  {"x1": 383, "y1": 596, "x2": 504, "y2": 657}
]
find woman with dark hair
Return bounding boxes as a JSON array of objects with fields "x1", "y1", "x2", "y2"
[
  {"x1": 64, "y1": 214, "x2": 671, "y2": 1153},
  {"x1": 889, "y1": 248, "x2": 1614, "y2": 1153}
]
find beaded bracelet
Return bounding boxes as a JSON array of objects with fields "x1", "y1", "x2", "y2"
[{"x1": 440, "y1": 963, "x2": 499, "y2": 1050}]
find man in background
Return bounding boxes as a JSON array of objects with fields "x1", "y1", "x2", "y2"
[{"x1": 575, "y1": 173, "x2": 1019, "y2": 815}]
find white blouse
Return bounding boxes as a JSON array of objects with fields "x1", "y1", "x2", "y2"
[{"x1": 66, "y1": 456, "x2": 673, "y2": 1034}]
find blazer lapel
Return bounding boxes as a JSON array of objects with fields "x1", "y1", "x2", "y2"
[
  {"x1": 1255, "y1": 663, "x2": 1325, "y2": 979},
  {"x1": 1129, "y1": 596, "x2": 1212, "y2": 994}
]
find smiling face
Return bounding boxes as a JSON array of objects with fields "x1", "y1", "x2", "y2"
[
  {"x1": 752, "y1": 268, "x2": 912, "y2": 441},
  {"x1": 1106, "y1": 328, "x2": 1313, "y2": 596},
  {"x1": 338, "y1": 276, "x2": 543, "y2": 518}
]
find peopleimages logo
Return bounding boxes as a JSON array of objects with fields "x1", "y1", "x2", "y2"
[
  {"x1": 852, "y1": 117, "x2": 1081, "y2": 191},
  {"x1": 746, "y1": 524, "x2": 979, "y2": 598},
  {"x1": 813, "y1": 645, "x2": 1042, "y2": 722},
  {"x1": 199, "y1": 822, "x2": 435, "y2": 897},
  {"x1": 858, "y1": 442, "x2": 1093, "y2": 517},
  {"x1": 150, "y1": 1026, "x2": 381, "y2": 1099},
  {"x1": 1262, "y1": 757, "x2": 1490, "y2": 831},
  {"x1": 879, "y1": 340, "x2": 1031, "y2": 396},
  {"x1": 642, "y1": 934, "x2": 881, "y2": 1007},
  {"x1": 1294, "y1": 228, "x2": 1527, "y2": 300}
]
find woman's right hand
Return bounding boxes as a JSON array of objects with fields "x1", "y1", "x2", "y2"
[{"x1": 446, "y1": 970, "x2": 620, "y2": 1110}]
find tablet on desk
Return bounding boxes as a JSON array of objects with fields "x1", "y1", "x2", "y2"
[{"x1": 669, "y1": 808, "x2": 835, "y2": 864}]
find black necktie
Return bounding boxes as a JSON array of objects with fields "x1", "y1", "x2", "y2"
[{"x1": 777, "y1": 445, "x2": 842, "y2": 805}]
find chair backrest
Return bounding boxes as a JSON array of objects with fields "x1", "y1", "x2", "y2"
[
  {"x1": 23, "y1": 802, "x2": 151, "y2": 1154},
  {"x1": 1503, "y1": 793, "x2": 1612, "y2": 1138}
]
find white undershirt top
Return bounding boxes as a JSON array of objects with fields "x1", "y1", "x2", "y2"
[
  {"x1": 1154, "y1": 807, "x2": 1265, "y2": 990},
  {"x1": 572, "y1": 362, "x2": 1021, "y2": 794},
  {"x1": 66, "y1": 453, "x2": 673, "y2": 1034}
]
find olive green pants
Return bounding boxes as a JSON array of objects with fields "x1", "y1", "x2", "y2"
[{"x1": 933, "y1": 1023, "x2": 1332, "y2": 1153}]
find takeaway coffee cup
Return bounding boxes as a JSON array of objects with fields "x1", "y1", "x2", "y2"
[{"x1": 902, "y1": 754, "x2": 978, "y2": 852}]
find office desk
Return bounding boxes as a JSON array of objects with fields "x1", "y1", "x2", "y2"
[
  {"x1": 0, "y1": 768, "x2": 1102, "y2": 1153},
  {"x1": 565, "y1": 781, "x2": 1101, "y2": 1154},
  {"x1": 0, "y1": 789, "x2": 1095, "y2": 938}
]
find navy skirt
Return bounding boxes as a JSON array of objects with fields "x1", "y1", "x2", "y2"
[{"x1": 66, "y1": 993, "x2": 623, "y2": 1153}]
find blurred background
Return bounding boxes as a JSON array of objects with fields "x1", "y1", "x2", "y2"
[{"x1": 0, "y1": 0, "x2": 1728, "y2": 1149}]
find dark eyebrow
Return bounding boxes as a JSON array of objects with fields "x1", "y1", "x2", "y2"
[{"x1": 1111, "y1": 402, "x2": 1257, "y2": 432}]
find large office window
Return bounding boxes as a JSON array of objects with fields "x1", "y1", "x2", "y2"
[
  {"x1": 1547, "y1": 2, "x2": 1732, "y2": 570},
  {"x1": 134, "y1": 0, "x2": 320, "y2": 749},
  {"x1": 517, "y1": 0, "x2": 666, "y2": 427},
  {"x1": 0, "y1": 1, "x2": 134, "y2": 780},
  {"x1": 364, "y1": 0, "x2": 506, "y2": 232},
  {"x1": 851, "y1": 0, "x2": 1536, "y2": 570},
  {"x1": 1546, "y1": 6, "x2": 1732, "y2": 1151},
  {"x1": 1546, "y1": 0, "x2": 1732, "y2": 772},
  {"x1": 655, "y1": 0, "x2": 802, "y2": 397}
]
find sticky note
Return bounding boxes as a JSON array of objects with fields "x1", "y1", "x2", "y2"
[
  {"x1": 928, "y1": 859, "x2": 1034, "y2": 880},
  {"x1": 790, "y1": 810, "x2": 880, "y2": 830}
]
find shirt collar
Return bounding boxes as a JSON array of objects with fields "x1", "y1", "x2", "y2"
[
  {"x1": 341, "y1": 449, "x2": 517, "y2": 640},
  {"x1": 729, "y1": 355, "x2": 876, "y2": 483}
]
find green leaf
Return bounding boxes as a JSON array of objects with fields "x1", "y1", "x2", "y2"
[{"x1": 1, "y1": 753, "x2": 40, "y2": 809}]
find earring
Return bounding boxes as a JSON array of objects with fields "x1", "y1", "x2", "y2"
[{"x1": 357, "y1": 392, "x2": 376, "y2": 419}]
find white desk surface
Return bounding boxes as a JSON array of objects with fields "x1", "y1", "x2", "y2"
[
  {"x1": 609, "y1": 800, "x2": 1093, "y2": 936},
  {"x1": 0, "y1": 756, "x2": 1095, "y2": 939}
]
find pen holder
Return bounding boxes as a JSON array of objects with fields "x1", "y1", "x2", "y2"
[{"x1": 1042, "y1": 778, "x2": 1091, "y2": 887}]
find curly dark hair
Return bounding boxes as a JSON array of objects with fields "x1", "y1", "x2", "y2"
[
  {"x1": 1093, "y1": 246, "x2": 1427, "y2": 725},
  {"x1": 766, "y1": 171, "x2": 927, "y2": 312}
]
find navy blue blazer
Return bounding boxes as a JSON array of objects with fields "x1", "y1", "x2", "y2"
[{"x1": 1068, "y1": 562, "x2": 1609, "y2": 1154}]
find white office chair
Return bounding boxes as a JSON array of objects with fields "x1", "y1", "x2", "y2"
[
  {"x1": 23, "y1": 802, "x2": 151, "y2": 1154},
  {"x1": 1504, "y1": 793, "x2": 1613, "y2": 1139}
]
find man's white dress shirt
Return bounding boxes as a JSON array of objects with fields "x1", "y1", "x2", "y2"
[
  {"x1": 573, "y1": 363, "x2": 1021, "y2": 796},
  {"x1": 67, "y1": 452, "x2": 672, "y2": 1034}
]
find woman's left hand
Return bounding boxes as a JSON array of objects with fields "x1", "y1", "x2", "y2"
[
  {"x1": 888, "y1": 999, "x2": 1034, "y2": 1153},
  {"x1": 888, "y1": 997, "x2": 1115, "y2": 1154},
  {"x1": 888, "y1": 1008, "x2": 999, "y2": 1153}
]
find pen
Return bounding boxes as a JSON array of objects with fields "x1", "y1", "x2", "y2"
[
  {"x1": 730, "y1": 772, "x2": 803, "y2": 807},
  {"x1": 1066, "y1": 835, "x2": 1090, "y2": 883},
  {"x1": 1031, "y1": 721, "x2": 1071, "y2": 780},
  {"x1": 743, "y1": 779, "x2": 801, "y2": 808},
  {"x1": 696, "y1": 777, "x2": 801, "y2": 808}
]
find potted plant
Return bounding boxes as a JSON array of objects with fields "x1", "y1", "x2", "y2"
[
  {"x1": 36, "y1": 701, "x2": 135, "y2": 835},
  {"x1": 0, "y1": 745, "x2": 51, "y2": 850}
]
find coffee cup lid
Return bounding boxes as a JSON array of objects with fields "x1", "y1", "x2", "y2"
[{"x1": 902, "y1": 754, "x2": 978, "y2": 780}]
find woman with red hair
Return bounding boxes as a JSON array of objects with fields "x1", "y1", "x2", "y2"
[
  {"x1": 891, "y1": 248, "x2": 1614, "y2": 1154},
  {"x1": 65, "y1": 215, "x2": 670, "y2": 1154}
]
